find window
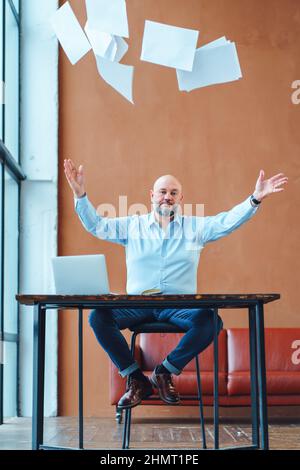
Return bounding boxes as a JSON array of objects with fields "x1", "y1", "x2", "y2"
[
  {"x1": 0, "y1": 0, "x2": 25, "y2": 421},
  {"x1": 4, "y1": 0, "x2": 20, "y2": 161}
]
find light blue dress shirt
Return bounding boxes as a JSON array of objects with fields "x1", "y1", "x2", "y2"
[{"x1": 74, "y1": 195, "x2": 259, "y2": 295}]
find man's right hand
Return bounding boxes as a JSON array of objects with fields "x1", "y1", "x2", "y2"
[{"x1": 64, "y1": 159, "x2": 86, "y2": 198}]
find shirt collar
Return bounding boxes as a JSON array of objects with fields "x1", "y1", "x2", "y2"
[{"x1": 148, "y1": 210, "x2": 181, "y2": 228}]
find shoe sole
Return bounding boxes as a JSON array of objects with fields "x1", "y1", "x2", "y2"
[
  {"x1": 117, "y1": 387, "x2": 154, "y2": 410},
  {"x1": 117, "y1": 401, "x2": 141, "y2": 411},
  {"x1": 149, "y1": 376, "x2": 180, "y2": 405}
]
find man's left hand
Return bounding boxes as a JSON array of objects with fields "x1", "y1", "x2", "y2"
[{"x1": 253, "y1": 170, "x2": 288, "y2": 202}]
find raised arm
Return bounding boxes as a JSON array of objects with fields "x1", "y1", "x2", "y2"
[
  {"x1": 201, "y1": 169, "x2": 288, "y2": 245},
  {"x1": 64, "y1": 159, "x2": 129, "y2": 246}
]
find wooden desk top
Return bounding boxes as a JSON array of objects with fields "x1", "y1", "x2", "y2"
[{"x1": 16, "y1": 293, "x2": 280, "y2": 309}]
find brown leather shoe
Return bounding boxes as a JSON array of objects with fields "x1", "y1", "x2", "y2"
[
  {"x1": 117, "y1": 378, "x2": 153, "y2": 410},
  {"x1": 150, "y1": 367, "x2": 180, "y2": 405}
]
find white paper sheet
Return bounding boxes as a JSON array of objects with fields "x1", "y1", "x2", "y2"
[
  {"x1": 104, "y1": 38, "x2": 118, "y2": 61},
  {"x1": 176, "y1": 41, "x2": 242, "y2": 91},
  {"x1": 84, "y1": 23, "x2": 128, "y2": 63},
  {"x1": 114, "y1": 37, "x2": 129, "y2": 62},
  {"x1": 84, "y1": 22, "x2": 113, "y2": 58},
  {"x1": 140, "y1": 20, "x2": 199, "y2": 72},
  {"x1": 103, "y1": 36, "x2": 128, "y2": 62},
  {"x1": 201, "y1": 36, "x2": 229, "y2": 50},
  {"x1": 95, "y1": 56, "x2": 134, "y2": 103},
  {"x1": 200, "y1": 36, "x2": 241, "y2": 76},
  {"x1": 85, "y1": 0, "x2": 129, "y2": 38},
  {"x1": 50, "y1": 2, "x2": 91, "y2": 65}
]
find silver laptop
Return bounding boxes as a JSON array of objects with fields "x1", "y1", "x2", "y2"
[{"x1": 52, "y1": 254, "x2": 110, "y2": 295}]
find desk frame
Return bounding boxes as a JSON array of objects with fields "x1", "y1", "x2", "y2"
[{"x1": 16, "y1": 294, "x2": 280, "y2": 451}]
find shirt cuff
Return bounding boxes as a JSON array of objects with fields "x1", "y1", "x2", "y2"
[
  {"x1": 74, "y1": 193, "x2": 88, "y2": 208},
  {"x1": 249, "y1": 195, "x2": 261, "y2": 209}
]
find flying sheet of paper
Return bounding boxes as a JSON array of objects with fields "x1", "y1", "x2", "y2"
[
  {"x1": 85, "y1": 22, "x2": 128, "y2": 62},
  {"x1": 104, "y1": 38, "x2": 118, "y2": 61},
  {"x1": 50, "y1": 2, "x2": 91, "y2": 65},
  {"x1": 141, "y1": 20, "x2": 199, "y2": 72},
  {"x1": 200, "y1": 37, "x2": 241, "y2": 76},
  {"x1": 95, "y1": 56, "x2": 134, "y2": 103},
  {"x1": 114, "y1": 36, "x2": 129, "y2": 62},
  {"x1": 176, "y1": 41, "x2": 242, "y2": 91},
  {"x1": 84, "y1": 22, "x2": 113, "y2": 58},
  {"x1": 85, "y1": 0, "x2": 129, "y2": 38},
  {"x1": 200, "y1": 36, "x2": 228, "y2": 50}
]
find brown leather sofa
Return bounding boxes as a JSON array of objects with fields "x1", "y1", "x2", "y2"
[{"x1": 110, "y1": 328, "x2": 300, "y2": 409}]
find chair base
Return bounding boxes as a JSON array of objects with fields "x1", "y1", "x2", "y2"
[
  {"x1": 116, "y1": 406, "x2": 123, "y2": 424},
  {"x1": 120, "y1": 323, "x2": 207, "y2": 450}
]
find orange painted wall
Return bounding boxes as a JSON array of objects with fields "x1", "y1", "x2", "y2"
[{"x1": 58, "y1": 0, "x2": 300, "y2": 416}]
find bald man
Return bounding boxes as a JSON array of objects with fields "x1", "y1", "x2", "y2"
[{"x1": 64, "y1": 159, "x2": 288, "y2": 409}]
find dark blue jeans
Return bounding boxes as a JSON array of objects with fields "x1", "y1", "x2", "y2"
[{"x1": 89, "y1": 308, "x2": 223, "y2": 377}]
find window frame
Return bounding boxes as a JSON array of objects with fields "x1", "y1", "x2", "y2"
[{"x1": 0, "y1": 0, "x2": 25, "y2": 423}]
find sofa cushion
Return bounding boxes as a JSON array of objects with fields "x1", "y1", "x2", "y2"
[
  {"x1": 174, "y1": 371, "x2": 227, "y2": 395},
  {"x1": 139, "y1": 329, "x2": 227, "y2": 372},
  {"x1": 228, "y1": 328, "x2": 300, "y2": 396},
  {"x1": 110, "y1": 369, "x2": 228, "y2": 405},
  {"x1": 110, "y1": 330, "x2": 228, "y2": 404}
]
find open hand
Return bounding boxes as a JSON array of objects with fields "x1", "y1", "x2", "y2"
[
  {"x1": 253, "y1": 170, "x2": 288, "y2": 201},
  {"x1": 64, "y1": 159, "x2": 86, "y2": 198}
]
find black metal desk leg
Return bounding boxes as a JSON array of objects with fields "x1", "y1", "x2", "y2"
[
  {"x1": 195, "y1": 355, "x2": 207, "y2": 449},
  {"x1": 32, "y1": 303, "x2": 46, "y2": 450},
  {"x1": 121, "y1": 332, "x2": 137, "y2": 449},
  {"x1": 213, "y1": 308, "x2": 219, "y2": 450},
  {"x1": 0, "y1": 340, "x2": 3, "y2": 424},
  {"x1": 78, "y1": 308, "x2": 84, "y2": 449},
  {"x1": 255, "y1": 301, "x2": 269, "y2": 450},
  {"x1": 248, "y1": 306, "x2": 260, "y2": 448}
]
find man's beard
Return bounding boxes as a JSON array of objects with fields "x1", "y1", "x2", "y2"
[{"x1": 154, "y1": 203, "x2": 177, "y2": 218}]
